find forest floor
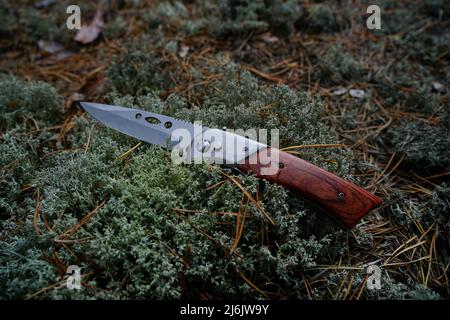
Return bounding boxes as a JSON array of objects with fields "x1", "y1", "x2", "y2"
[{"x1": 0, "y1": 0, "x2": 448, "y2": 299}]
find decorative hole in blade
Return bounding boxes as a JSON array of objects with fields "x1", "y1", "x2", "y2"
[
  {"x1": 164, "y1": 121, "x2": 172, "y2": 128},
  {"x1": 145, "y1": 116, "x2": 161, "y2": 125},
  {"x1": 135, "y1": 113, "x2": 142, "y2": 119}
]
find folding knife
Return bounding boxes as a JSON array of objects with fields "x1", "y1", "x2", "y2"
[{"x1": 81, "y1": 102, "x2": 382, "y2": 229}]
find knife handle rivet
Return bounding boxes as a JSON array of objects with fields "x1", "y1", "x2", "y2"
[
  {"x1": 338, "y1": 192, "x2": 345, "y2": 200},
  {"x1": 135, "y1": 113, "x2": 142, "y2": 119},
  {"x1": 279, "y1": 162, "x2": 284, "y2": 169}
]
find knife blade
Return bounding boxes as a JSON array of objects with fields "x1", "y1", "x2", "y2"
[
  {"x1": 80, "y1": 102, "x2": 266, "y2": 164},
  {"x1": 80, "y1": 102, "x2": 199, "y2": 148}
]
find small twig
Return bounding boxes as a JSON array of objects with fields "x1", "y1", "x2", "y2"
[
  {"x1": 117, "y1": 142, "x2": 142, "y2": 160},
  {"x1": 236, "y1": 270, "x2": 269, "y2": 299},
  {"x1": 84, "y1": 125, "x2": 95, "y2": 154},
  {"x1": 56, "y1": 200, "x2": 106, "y2": 241},
  {"x1": 281, "y1": 143, "x2": 345, "y2": 151},
  {"x1": 219, "y1": 169, "x2": 275, "y2": 225},
  {"x1": 230, "y1": 195, "x2": 248, "y2": 252},
  {"x1": 33, "y1": 189, "x2": 41, "y2": 236}
]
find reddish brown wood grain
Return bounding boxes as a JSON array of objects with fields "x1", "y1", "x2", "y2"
[{"x1": 237, "y1": 147, "x2": 382, "y2": 229}]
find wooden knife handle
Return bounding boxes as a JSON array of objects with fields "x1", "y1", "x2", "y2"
[{"x1": 237, "y1": 147, "x2": 382, "y2": 229}]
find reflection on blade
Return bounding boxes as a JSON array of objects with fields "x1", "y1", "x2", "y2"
[{"x1": 80, "y1": 102, "x2": 201, "y2": 149}]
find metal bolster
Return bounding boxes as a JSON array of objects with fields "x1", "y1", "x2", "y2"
[{"x1": 185, "y1": 128, "x2": 266, "y2": 164}]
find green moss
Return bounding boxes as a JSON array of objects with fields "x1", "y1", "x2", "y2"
[
  {"x1": 374, "y1": 62, "x2": 446, "y2": 118},
  {"x1": 371, "y1": 0, "x2": 449, "y2": 65},
  {"x1": 368, "y1": 281, "x2": 440, "y2": 300},
  {"x1": 0, "y1": 241, "x2": 59, "y2": 299},
  {"x1": 0, "y1": 3, "x2": 18, "y2": 48},
  {"x1": 143, "y1": 1, "x2": 189, "y2": 29},
  {"x1": 206, "y1": 0, "x2": 269, "y2": 37},
  {"x1": 103, "y1": 15, "x2": 128, "y2": 39},
  {"x1": 0, "y1": 65, "x2": 357, "y2": 298},
  {"x1": 20, "y1": 8, "x2": 69, "y2": 44},
  {"x1": 0, "y1": 75, "x2": 64, "y2": 131},
  {"x1": 200, "y1": 0, "x2": 299, "y2": 38},
  {"x1": 0, "y1": 74, "x2": 65, "y2": 221},
  {"x1": 259, "y1": 0, "x2": 300, "y2": 35},
  {"x1": 423, "y1": 183, "x2": 450, "y2": 227},
  {"x1": 0, "y1": 134, "x2": 36, "y2": 218},
  {"x1": 2, "y1": 0, "x2": 447, "y2": 300},
  {"x1": 384, "y1": 121, "x2": 450, "y2": 172},
  {"x1": 316, "y1": 45, "x2": 364, "y2": 84},
  {"x1": 107, "y1": 44, "x2": 169, "y2": 96},
  {"x1": 326, "y1": 269, "x2": 441, "y2": 300},
  {"x1": 306, "y1": 4, "x2": 339, "y2": 33},
  {"x1": 396, "y1": 31, "x2": 450, "y2": 66},
  {"x1": 155, "y1": 1, "x2": 188, "y2": 20}
]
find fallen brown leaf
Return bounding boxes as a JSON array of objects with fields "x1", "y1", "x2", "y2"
[{"x1": 74, "y1": 9, "x2": 104, "y2": 44}]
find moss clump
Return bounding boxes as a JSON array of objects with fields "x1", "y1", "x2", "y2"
[
  {"x1": 103, "y1": 15, "x2": 128, "y2": 39},
  {"x1": 384, "y1": 282, "x2": 441, "y2": 299},
  {"x1": 0, "y1": 134, "x2": 36, "y2": 218},
  {"x1": 203, "y1": 0, "x2": 299, "y2": 38},
  {"x1": 107, "y1": 44, "x2": 169, "y2": 96},
  {"x1": 326, "y1": 269, "x2": 441, "y2": 300},
  {"x1": 316, "y1": 45, "x2": 364, "y2": 84},
  {"x1": 368, "y1": 281, "x2": 440, "y2": 300},
  {"x1": 0, "y1": 75, "x2": 64, "y2": 131},
  {"x1": 397, "y1": 31, "x2": 450, "y2": 66},
  {"x1": 144, "y1": 1, "x2": 189, "y2": 29},
  {"x1": 371, "y1": 1, "x2": 449, "y2": 65},
  {"x1": 384, "y1": 121, "x2": 450, "y2": 173},
  {"x1": 143, "y1": 0, "x2": 300, "y2": 37},
  {"x1": 0, "y1": 75, "x2": 64, "y2": 217},
  {"x1": 0, "y1": 3, "x2": 18, "y2": 49},
  {"x1": 207, "y1": 0, "x2": 269, "y2": 37},
  {"x1": 389, "y1": 183, "x2": 449, "y2": 228},
  {"x1": 374, "y1": 63, "x2": 445, "y2": 119},
  {"x1": 297, "y1": 4, "x2": 340, "y2": 34},
  {"x1": 20, "y1": 8, "x2": 70, "y2": 44},
  {"x1": 423, "y1": 183, "x2": 450, "y2": 227},
  {"x1": 262, "y1": 0, "x2": 300, "y2": 35}
]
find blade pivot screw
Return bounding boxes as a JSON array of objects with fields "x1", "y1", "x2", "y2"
[{"x1": 213, "y1": 140, "x2": 222, "y2": 151}]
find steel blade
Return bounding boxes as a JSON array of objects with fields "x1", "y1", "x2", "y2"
[{"x1": 80, "y1": 102, "x2": 200, "y2": 148}]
